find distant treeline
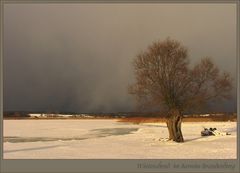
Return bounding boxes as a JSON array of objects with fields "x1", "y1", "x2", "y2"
[
  {"x1": 3, "y1": 111, "x2": 165, "y2": 118},
  {"x1": 3, "y1": 111, "x2": 237, "y2": 119},
  {"x1": 4, "y1": 111, "x2": 31, "y2": 118}
]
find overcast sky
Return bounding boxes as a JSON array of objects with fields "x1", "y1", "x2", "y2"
[{"x1": 4, "y1": 3, "x2": 237, "y2": 113}]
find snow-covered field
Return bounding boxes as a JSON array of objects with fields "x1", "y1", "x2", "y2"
[{"x1": 3, "y1": 119, "x2": 237, "y2": 159}]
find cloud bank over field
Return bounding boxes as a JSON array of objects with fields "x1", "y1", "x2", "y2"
[{"x1": 4, "y1": 4, "x2": 237, "y2": 113}]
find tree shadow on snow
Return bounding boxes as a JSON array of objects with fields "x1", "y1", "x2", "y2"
[{"x1": 184, "y1": 136, "x2": 211, "y2": 142}]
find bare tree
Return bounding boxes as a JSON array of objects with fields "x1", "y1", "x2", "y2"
[{"x1": 129, "y1": 37, "x2": 232, "y2": 142}]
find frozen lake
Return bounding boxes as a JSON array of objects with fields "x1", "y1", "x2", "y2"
[{"x1": 3, "y1": 119, "x2": 237, "y2": 159}]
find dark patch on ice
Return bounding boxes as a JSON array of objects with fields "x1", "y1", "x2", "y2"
[
  {"x1": 142, "y1": 124, "x2": 167, "y2": 128},
  {"x1": 4, "y1": 127, "x2": 138, "y2": 143},
  {"x1": 4, "y1": 136, "x2": 87, "y2": 143},
  {"x1": 117, "y1": 121, "x2": 166, "y2": 128},
  {"x1": 91, "y1": 127, "x2": 138, "y2": 136},
  {"x1": 4, "y1": 145, "x2": 61, "y2": 153}
]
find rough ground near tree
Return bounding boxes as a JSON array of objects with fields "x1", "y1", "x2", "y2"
[{"x1": 3, "y1": 120, "x2": 237, "y2": 159}]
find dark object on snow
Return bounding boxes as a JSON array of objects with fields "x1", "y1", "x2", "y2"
[
  {"x1": 201, "y1": 128, "x2": 215, "y2": 136},
  {"x1": 201, "y1": 127, "x2": 230, "y2": 136}
]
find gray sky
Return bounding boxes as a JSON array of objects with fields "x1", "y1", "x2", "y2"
[{"x1": 4, "y1": 4, "x2": 237, "y2": 113}]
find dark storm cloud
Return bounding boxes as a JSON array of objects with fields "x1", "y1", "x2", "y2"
[{"x1": 3, "y1": 4, "x2": 237, "y2": 113}]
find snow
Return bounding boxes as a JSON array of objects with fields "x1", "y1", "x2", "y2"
[
  {"x1": 3, "y1": 120, "x2": 237, "y2": 159},
  {"x1": 29, "y1": 114, "x2": 46, "y2": 117},
  {"x1": 199, "y1": 114, "x2": 210, "y2": 117},
  {"x1": 183, "y1": 114, "x2": 210, "y2": 117},
  {"x1": 29, "y1": 113, "x2": 93, "y2": 118}
]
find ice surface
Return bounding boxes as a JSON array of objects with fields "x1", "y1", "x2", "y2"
[{"x1": 3, "y1": 120, "x2": 237, "y2": 159}]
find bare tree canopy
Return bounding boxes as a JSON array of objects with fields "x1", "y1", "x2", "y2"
[{"x1": 129, "y1": 37, "x2": 233, "y2": 142}]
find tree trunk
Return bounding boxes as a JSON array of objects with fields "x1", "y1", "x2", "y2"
[{"x1": 166, "y1": 109, "x2": 184, "y2": 142}]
